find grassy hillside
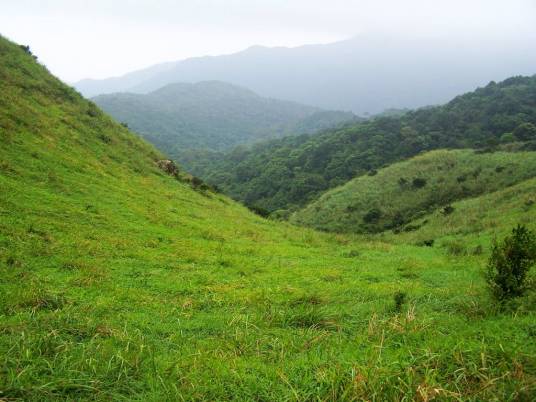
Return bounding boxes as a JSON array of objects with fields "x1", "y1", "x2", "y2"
[
  {"x1": 93, "y1": 81, "x2": 356, "y2": 165},
  {"x1": 292, "y1": 149, "x2": 536, "y2": 233},
  {"x1": 1, "y1": 36, "x2": 536, "y2": 401},
  {"x1": 188, "y1": 76, "x2": 536, "y2": 213},
  {"x1": 383, "y1": 176, "x2": 536, "y2": 248}
]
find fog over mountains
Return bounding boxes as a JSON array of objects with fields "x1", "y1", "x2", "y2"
[{"x1": 76, "y1": 34, "x2": 536, "y2": 114}]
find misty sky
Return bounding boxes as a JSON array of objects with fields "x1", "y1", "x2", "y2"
[{"x1": 1, "y1": 0, "x2": 535, "y2": 82}]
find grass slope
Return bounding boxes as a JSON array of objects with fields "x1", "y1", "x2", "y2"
[
  {"x1": 292, "y1": 149, "x2": 536, "y2": 233},
  {"x1": 1, "y1": 36, "x2": 535, "y2": 401},
  {"x1": 384, "y1": 176, "x2": 536, "y2": 249}
]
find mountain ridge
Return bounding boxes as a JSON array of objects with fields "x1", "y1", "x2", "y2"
[
  {"x1": 74, "y1": 34, "x2": 536, "y2": 113},
  {"x1": 92, "y1": 80, "x2": 356, "y2": 163}
]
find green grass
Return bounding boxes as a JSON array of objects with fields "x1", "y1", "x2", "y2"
[
  {"x1": 382, "y1": 175, "x2": 536, "y2": 249},
  {"x1": 1, "y1": 35, "x2": 536, "y2": 401},
  {"x1": 292, "y1": 149, "x2": 536, "y2": 233}
]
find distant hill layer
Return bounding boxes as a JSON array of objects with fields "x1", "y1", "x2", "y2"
[
  {"x1": 75, "y1": 34, "x2": 536, "y2": 114},
  {"x1": 291, "y1": 149, "x2": 536, "y2": 233},
  {"x1": 188, "y1": 75, "x2": 536, "y2": 213},
  {"x1": 93, "y1": 81, "x2": 356, "y2": 162}
]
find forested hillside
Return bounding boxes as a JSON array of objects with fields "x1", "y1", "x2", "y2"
[
  {"x1": 189, "y1": 76, "x2": 536, "y2": 214},
  {"x1": 292, "y1": 149, "x2": 536, "y2": 233},
  {"x1": 93, "y1": 81, "x2": 355, "y2": 164}
]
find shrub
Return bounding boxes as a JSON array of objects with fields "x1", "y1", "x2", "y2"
[
  {"x1": 471, "y1": 167, "x2": 482, "y2": 178},
  {"x1": 363, "y1": 208, "x2": 382, "y2": 224},
  {"x1": 393, "y1": 291, "x2": 406, "y2": 313},
  {"x1": 513, "y1": 122, "x2": 536, "y2": 141},
  {"x1": 86, "y1": 103, "x2": 100, "y2": 117},
  {"x1": 486, "y1": 225, "x2": 536, "y2": 301},
  {"x1": 390, "y1": 212, "x2": 405, "y2": 228},
  {"x1": 190, "y1": 176, "x2": 204, "y2": 188},
  {"x1": 98, "y1": 133, "x2": 112, "y2": 144},
  {"x1": 500, "y1": 132, "x2": 515, "y2": 143},
  {"x1": 19, "y1": 44, "x2": 37, "y2": 59},
  {"x1": 247, "y1": 204, "x2": 270, "y2": 218},
  {"x1": 412, "y1": 177, "x2": 427, "y2": 188},
  {"x1": 403, "y1": 223, "x2": 421, "y2": 232},
  {"x1": 342, "y1": 249, "x2": 360, "y2": 258},
  {"x1": 441, "y1": 205, "x2": 455, "y2": 215}
]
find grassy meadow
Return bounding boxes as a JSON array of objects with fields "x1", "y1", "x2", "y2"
[
  {"x1": 1, "y1": 36, "x2": 535, "y2": 401},
  {"x1": 292, "y1": 149, "x2": 536, "y2": 234}
]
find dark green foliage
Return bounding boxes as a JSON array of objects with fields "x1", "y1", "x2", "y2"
[
  {"x1": 393, "y1": 291, "x2": 407, "y2": 313},
  {"x1": 189, "y1": 176, "x2": 213, "y2": 193},
  {"x1": 18, "y1": 44, "x2": 37, "y2": 59},
  {"x1": 403, "y1": 223, "x2": 422, "y2": 232},
  {"x1": 501, "y1": 132, "x2": 515, "y2": 143},
  {"x1": 93, "y1": 82, "x2": 357, "y2": 165},
  {"x1": 442, "y1": 205, "x2": 455, "y2": 215},
  {"x1": 486, "y1": 225, "x2": 536, "y2": 300},
  {"x1": 412, "y1": 177, "x2": 427, "y2": 188},
  {"x1": 190, "y1": 176, "x2": 203, "y2": 187},
  {"x1": 247, "y1": 204, "x2": 270, "y2": 218},
  {"x1": 190, "y1": 76, "x2": 536, "y2": 212},
  {"x1": 513, "y1": 122, "x2": 536, "y2": 141},
  {"x1": 363, "y1": 208, "x2": 382, "y2": 224}
]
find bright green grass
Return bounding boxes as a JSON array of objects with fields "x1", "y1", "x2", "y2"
[
  {"x1": 292, "y1": 149, "x2": 536, "y2": 234},
  {"x1": 1, "y1": 36, "x2": 535, "y2": 401}
]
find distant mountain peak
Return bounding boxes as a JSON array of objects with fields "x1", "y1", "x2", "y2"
[{"x1": 75, "y1": 36, "x2": 536, "y2": 114}]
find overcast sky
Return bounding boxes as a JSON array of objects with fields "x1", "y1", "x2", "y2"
[{"x1": 2, "y1": 0, "x2": 535, "y2": 82}]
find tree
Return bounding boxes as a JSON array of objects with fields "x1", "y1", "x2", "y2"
[
  {"x1": 513, "y1": 123, "x2": 536, "y2": 141},
  {"x1": 486, "y1": 225, "x2": 536, "y2": 300}
]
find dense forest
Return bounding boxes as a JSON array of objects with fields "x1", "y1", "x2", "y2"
[
  {"x1": 93, "y1": 81, "x2": 356, "y2": 164},
  {"x1": 187, "y1": 76, "x2": 536, "y2": 215}
]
